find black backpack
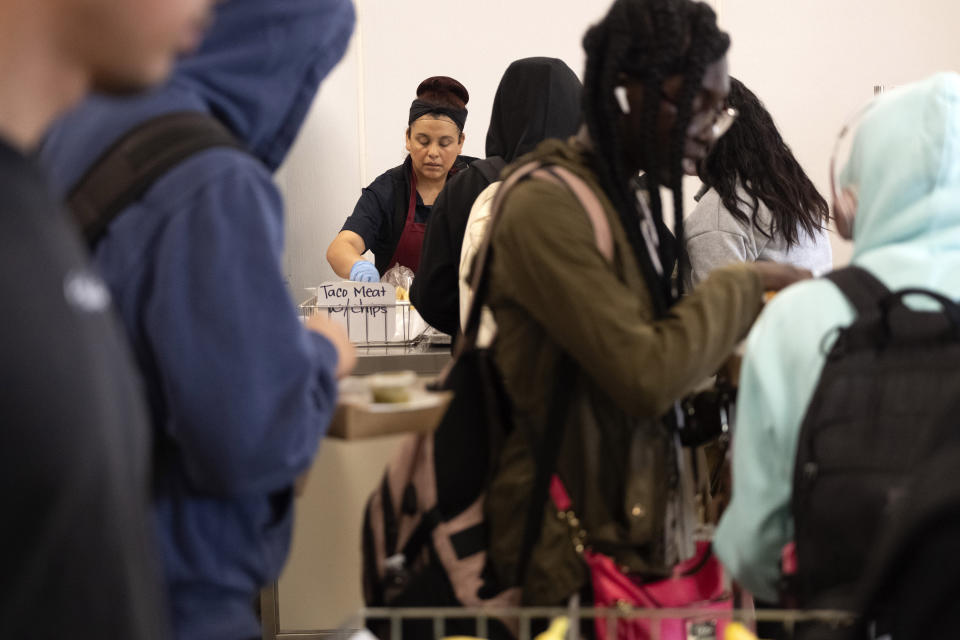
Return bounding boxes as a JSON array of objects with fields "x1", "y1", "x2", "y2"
[
  {"x1": 855, "y1": 434, "x2": 960, "y2": 639},
  {"x1": 66, "y1": 111, "x2": 241, "y2": 247},
  {"x1": 790, "y1": 266, "x2": 960, "y2": 618}
]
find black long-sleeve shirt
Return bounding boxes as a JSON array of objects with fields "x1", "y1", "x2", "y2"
[
  {"x1": 0, "y1": 138, "x2": 167, "y2": 639},
  {"x1": 411, "y1": 158, "x2": 504, "y2": 336}
]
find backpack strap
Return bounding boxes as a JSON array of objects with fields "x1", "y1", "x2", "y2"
[
  {"x1": 449, "y1": 160, "x2": 612, "y2": 587},
  {"x1": 68, "y1": 111, "x2": 244, "y2": 248},
  {"x1": 530, "y1": 165, "x2": 614, "y2": 264},
  {"x1": 515, "y1": 352, "x2": 576, "y2": 588},
  {"x1": 824, "y1": 265, "x2": 892, "y2": 318},
  {"x1": 456, "y1": 161, "x2": 544, "y2": 356},
  {"x1": 454, "y1": 161, "x2": 614, "y2": 359}
]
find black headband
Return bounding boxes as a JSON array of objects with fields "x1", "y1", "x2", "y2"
[{"x1": 408, "y1": 99, "x2": 467, "y2": 132}]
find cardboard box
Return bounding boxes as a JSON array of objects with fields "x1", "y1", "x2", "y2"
[{"x1": 326, "y1": 390, "x2": 452, "y2": 440}]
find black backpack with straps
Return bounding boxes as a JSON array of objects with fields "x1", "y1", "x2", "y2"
[
  {"x1": 790, "y1": 265, "x2": 960, "y2": 620},
  {"x1": 66, "y1": 111, "x2": 243, "y2": 247}
]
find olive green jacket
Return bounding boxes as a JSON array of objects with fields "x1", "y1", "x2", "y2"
[{"x1": 485, "y1": 138, "x2": 763, "y2": 604}]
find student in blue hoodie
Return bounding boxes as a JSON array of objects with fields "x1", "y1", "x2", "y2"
[
  {"x1": 38, "y1": 1, "x2": 357, "y2": 638},
  {"x1": 715, "y1": 72, "x2": 960, "y2": 604}
]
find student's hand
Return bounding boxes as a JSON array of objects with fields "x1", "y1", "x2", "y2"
[
  {"x1": 349, "y1": 260, "x2": 379, "y2": 283},
  {"x1": 750, "y1": 262, "x2": 812, "y2": 293},
  {"x1": 306, "y1": 314, "x2": 356, "y2": 379}
]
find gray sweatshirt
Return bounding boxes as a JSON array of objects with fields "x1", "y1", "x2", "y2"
[{"x1": 682, "y1": 186, "x2": 833, "y2": 289}]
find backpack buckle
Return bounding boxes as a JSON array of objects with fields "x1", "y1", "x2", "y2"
[{"x1": 384, "y1": 553, "x2": 409, "y2": 588}]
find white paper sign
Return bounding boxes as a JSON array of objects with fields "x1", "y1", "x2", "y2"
[{"x1": 315, "y1": 281, "x2": 397, "y2": 343}]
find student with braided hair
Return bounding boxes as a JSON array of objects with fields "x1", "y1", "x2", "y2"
[{"x1": 482, "y1": 0, "x2": 809, "y2": 606}]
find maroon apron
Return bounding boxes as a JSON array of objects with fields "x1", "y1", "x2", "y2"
[{"x1": 387, "y1": 166, "x2": 427, "y2": 273}]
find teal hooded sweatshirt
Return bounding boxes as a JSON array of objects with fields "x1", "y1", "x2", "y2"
[{"x1": 714, "y1": 72, "x2": 960, "y2": 602}]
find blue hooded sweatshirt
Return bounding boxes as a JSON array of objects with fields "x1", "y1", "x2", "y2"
[
  {"x1": 714, "y1": 72, "x2": 960, "y2": 603},
  {"x1": 39, "y1": 1, "x2": 355, "y2": 638}
]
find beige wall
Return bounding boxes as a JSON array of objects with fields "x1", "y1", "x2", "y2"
[{"x1": 275, "y1": 0, "x2": 960, "y2": 632}]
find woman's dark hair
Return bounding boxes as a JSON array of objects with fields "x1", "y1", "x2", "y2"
[
  {"x1": 409, "y1": 76, "x2": 470, "y2": 134},
  {"x1": 700, "y1": 78, "x2": 828, "y2": 247},
  {"x1": 582, "y1": 0, "x2": 729, "y2": 312},
  {"x1": 416, "y1": 76, "x2": 469, "y2": 110}
]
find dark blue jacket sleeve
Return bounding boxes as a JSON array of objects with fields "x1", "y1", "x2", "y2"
[
  {"x1": 144, "y1": 160, "x2": 339, "y2": 496},
  {"x1": 341, "y1": 170, "x2": 395, "y2": 252}
]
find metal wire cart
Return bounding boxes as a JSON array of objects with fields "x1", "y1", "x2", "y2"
[{"x1": 261, "y1": 600, "x2": 853, "y2": 640}]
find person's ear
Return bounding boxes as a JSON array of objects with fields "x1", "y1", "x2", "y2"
[
  {"x1": 458, "y1": 132, "x2": 465, "y2": 149},
  {"x1": 833, "y1": 187, "x2": 858, "y2": 240},
  {"x1": 404, "y1": 127, "x2": 412, "y2": 154}
]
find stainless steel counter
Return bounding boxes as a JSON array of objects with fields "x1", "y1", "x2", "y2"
[{"x1": 353, "y1": 343, "x2": 452, "y2": 376}]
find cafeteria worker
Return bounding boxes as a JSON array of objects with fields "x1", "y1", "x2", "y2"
[{"x1": 326, "y1": 76, "x2": 475, "y2": 282}]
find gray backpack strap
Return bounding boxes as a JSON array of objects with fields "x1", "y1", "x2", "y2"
[{"x1": 67, "y1": 111, "x2": 243, "y2": 248}]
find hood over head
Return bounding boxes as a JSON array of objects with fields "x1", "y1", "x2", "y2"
[
  {"x1": 42, "y1": 0, "x2": 355, "y2": 190},
  {"x1": 844, "y1": 72, "x2": 960, "y2": 260},
  {"x1": 485, "y1": 57, "x2": 582, "y2": 163},
  {"x1": 173, "y1": 0, "x2": 355, "y2": 169}
]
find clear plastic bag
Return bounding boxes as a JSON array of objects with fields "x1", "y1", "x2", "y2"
[
  {"x1": 378, "y1": 265, "x2": 427, "y2": 340},
  {"x1": 381, "y1": 265, "x2": 415, "y2": 300}
]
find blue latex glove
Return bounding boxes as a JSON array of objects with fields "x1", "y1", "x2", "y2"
[{"x1": 349, "y1": 260, "x2": 380, "y2": 283}]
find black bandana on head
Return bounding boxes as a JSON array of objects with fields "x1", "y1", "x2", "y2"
[{"x1": 408, "y1": 99, "x2": 468, "y2": 132}]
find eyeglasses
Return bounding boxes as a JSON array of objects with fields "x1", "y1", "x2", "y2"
[
  {"x1": 709, "y1": 106, "x2": 739, "y2": 141},
  {"x1": 660, "y1": 91, "x2": 739, "y2": 142}
]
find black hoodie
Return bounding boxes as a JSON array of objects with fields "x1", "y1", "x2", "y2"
[{"x1": 411, "y1": 57, "x2": 582, "y2": 336}]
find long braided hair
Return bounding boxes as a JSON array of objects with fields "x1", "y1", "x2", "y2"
[
  {"x1": 700, "y1": 78, "x2": 828, "y2": 247},
  {"x1": 582, "y1": 0, "x2": 729, "y2": 314}
]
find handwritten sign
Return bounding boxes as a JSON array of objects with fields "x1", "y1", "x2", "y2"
[{"x1": 314, "y1": 281, "x2": 398, "y2": 343}]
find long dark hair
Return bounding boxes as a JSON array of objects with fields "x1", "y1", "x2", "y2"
[
  {"x1": 700, "y1": 78, "x2": 828, "y2": 247},
  {"x1": 582, "y1": 0, "x2": 730, "y2": 313}
]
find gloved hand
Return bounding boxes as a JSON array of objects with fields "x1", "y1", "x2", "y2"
[{"x1": 349, "y1": 260, "x2": 380, "y2": 283}]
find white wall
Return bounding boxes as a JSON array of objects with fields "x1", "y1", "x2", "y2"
[
  {"x1": 719, "y1": 0, "x2": 960, "y2": 265},
  {"x1": 276, "y1": 33, "x2": 362, "y2": 302},
  {"x1": 356, "y1": 0, "x2": 612, "y2": 173},
  {"x1": 274, "y1": 0, "x2": 960, "y2": 631}
]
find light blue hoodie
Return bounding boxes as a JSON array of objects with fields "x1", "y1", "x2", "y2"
[
  {"x1": 39, "y1": 1, "x2": 355, "y2": 638},
  {"x1": 714, "y1": 72, "x2": 960, "y2": 603}
]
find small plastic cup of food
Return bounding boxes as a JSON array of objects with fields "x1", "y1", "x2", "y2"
[{"x1": 367, "y1": 370, "x2": 417, "y2": 404}]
